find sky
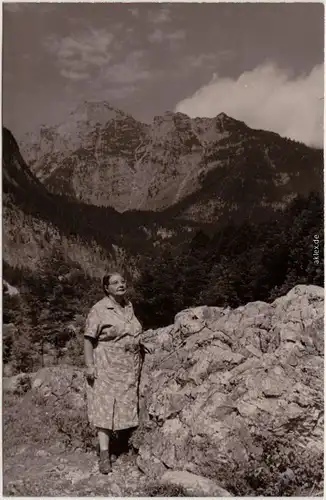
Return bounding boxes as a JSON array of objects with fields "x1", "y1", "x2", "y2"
[{"x1": 3, "y1": 2, "x2": 324, "y2": 146}]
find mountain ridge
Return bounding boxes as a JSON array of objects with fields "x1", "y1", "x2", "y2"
[{"x1": 19, "y1": 101, "x2": 323, "y2": 222}]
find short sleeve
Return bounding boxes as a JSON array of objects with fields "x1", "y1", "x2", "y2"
[{"x1": 84, "y1": 307, "x2": 100, "y2": 339}]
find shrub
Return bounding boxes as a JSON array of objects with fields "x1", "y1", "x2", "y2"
[
  {"x1": 223, "y1": 432, "x2": 324, "y2": 496},
  {"x1": 11, "y1": 329, "x2": 36, "y2": 374},
  {"x1": 63, "y1": 336, "x2": 84, "y2": 367},
  {"x1": 53, "y1": 408, "x2": 96, "y2": 452},
  {"x1": 13, "y1": 374, "x2": 32, "y2": 396}
]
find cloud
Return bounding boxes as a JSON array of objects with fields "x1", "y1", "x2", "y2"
[
  {"x1": 175, "y1": 63, "x2": 323, "y2": 147},
  {"x1": 185, "y1": 53, "x2": 219, "y2": 69},
  {"x1": 129, "y1": 7, "x2": 139, "y2": 18},
  {"x1": 148, "y1": 30, "x2": 164, "y2": 44},
  {"x1": 60, "y1": 69, "x2": 89, "y2": 81},
  {"x1": 184, "y1": 51, "x2": 234, "y2": 70},
  {"x1": 148, "y1": 29, "x2": 185, "y2": 44},
  {"x1": 167, "y1": 51, "x2": 236, "y2": 80},
  {"x1": 45, "y1": 29, "x2": 113, "y2": 80},
  {"x1": 106, "y1": 85, "x2": 138, "y2": 100},
  {"x1": 105, "y1": 50, "x2": 151, "y2": 84},
  {"x1": 148, "y1": 7, "x2": 171, "y2": 24}
]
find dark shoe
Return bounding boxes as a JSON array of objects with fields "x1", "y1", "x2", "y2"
[{"x1": 99, "y1": 450, "x2": 112, "y2": 475}]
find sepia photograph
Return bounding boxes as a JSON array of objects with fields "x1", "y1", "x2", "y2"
[{"x1": 2, "y1": 1, "x2": 324, "y2": 496}]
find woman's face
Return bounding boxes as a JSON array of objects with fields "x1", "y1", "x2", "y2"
[{"x1": 107, "y1": 273, "x2": 127, "y2": 298}]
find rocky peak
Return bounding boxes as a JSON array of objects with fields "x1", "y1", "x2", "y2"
[
  {"x1": 151, "y1": 111, "x2": 194, "y2": 144},
  {"x1": 213, "y1": 112, "x2": 249, "y2": 133},
  {"x1": 68, "y1": 100, "x2": 130, "y2": 126}
]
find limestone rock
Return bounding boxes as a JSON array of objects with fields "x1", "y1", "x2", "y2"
[
  {"x1": 133, "y1": 284, "x2": 324, "y2": 488},
  {"x1": 160, "y1": 470, "x2": 232, "y2": 497},
  {"x1": 31, "y1": 365, "x2": 85, "y2": 409},
  {"x1": 3, "y1": 280, "x2": 19, "y2": 297}
]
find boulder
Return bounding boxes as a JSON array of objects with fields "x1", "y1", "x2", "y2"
[
  {"x1": 31, "y1": 365, "x2": 85, "y2": 409},
  {"x1": 3, "y1": 280, "x2": 19, "y2": 297},
  {"x1": 160, "y1": 470, "x2": 232, "y2": 497},
  {"x1": 4, "y1": 366, "x2": 86, "y2": 404},
  {"x1": 133, "y1": 285, "x2": 324, "y2": 491}
]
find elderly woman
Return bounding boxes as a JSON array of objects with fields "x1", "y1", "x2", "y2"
[{"x1": 84, "y1": 272, "x2": 146, "y2": 474}]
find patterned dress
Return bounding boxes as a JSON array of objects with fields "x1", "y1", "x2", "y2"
[{"x1": 84, "y1": 296, "x2": 143, "y2": 431}]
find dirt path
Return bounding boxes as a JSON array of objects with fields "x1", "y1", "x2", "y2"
[{"x1": 4, "y1": 444, "x2": 147, "y2": 496}]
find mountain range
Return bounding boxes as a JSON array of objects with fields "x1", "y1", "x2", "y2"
[{"x1": 21, "y1": 101, "x2": 323, "y2": 226}]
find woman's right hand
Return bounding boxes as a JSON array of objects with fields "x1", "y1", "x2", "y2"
[{"x1": 85, "y1": 365, "x2": 97, "y2": 383}]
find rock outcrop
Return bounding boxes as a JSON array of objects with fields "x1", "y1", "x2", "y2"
[{"x1": 133, "y1": 284, "x2": 324, "y2": 489}]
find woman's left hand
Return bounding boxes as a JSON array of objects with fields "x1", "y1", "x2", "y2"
[
  {"x1": 140, "y1": 341, "x2": 154, "y2": 355},
  {"x1": 85, "y1": 365, "x2": 97, "y2": 383},
  {"x1": 124, "y1": 339, "x2": 140, "y2": 353}
]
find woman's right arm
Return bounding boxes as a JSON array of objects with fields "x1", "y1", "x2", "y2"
[
  {"x1": 84, "y1": 337, "x2": 95, "y2": 367},
  {"x1": 84, "y1": 338, "x2": 96, "y2": 382}
]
